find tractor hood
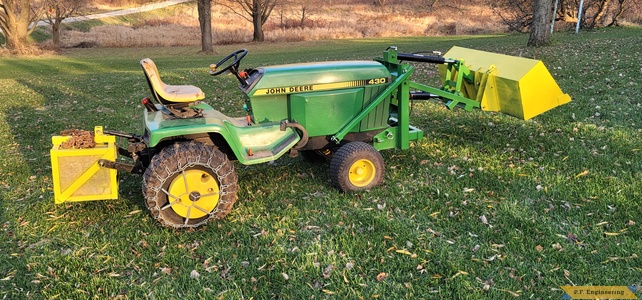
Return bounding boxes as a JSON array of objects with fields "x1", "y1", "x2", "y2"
[{"x1": 245, "y1": 61, "x2": 392, "y2": 97}]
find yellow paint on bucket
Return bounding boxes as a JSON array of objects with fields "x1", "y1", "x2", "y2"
[{"x1": 439, "y1": 47, "x2": 571, "y2": 120}]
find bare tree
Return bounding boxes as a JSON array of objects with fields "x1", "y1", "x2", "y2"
[
  {"x1": 296, "y1": 1, "x2": 308, "y2": 28},
  {"x1": 0, "y1": 0, "x2": 46, "y2": 53},
  {"x1": 221, "y1": 0, "x2": 279, "y2": 42},
  {"x1": 606, "y1": 0, "x2": 627, "y2": 26},
  {"x1": 492, "y1": 0, "x2": 533, "y2": 32},
  {"x1": 197, "y1": 0, "x2": 213, "y2": 52},
  {"x1": 295, "y1": 0, "x2": 323, "y2": 28},
  {"x1": 583, "y1": 0, "x2": 626, "y2": 28},
  {"x1": 528, "y1": 0, "x2": 553, "y2": 46},
  {"x1": 495, "y1": 0, "x2": 633, "y2": 32},
  {"x1": 43, "y1": 0, "x2": 87, "y2": 46},
  {"x1": 272, "y1": 0, "x2": 318, "y2": 29}
]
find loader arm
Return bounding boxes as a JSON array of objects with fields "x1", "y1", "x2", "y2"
[
  {"x1": 331, "y1": 47, "x2": 429, "y2": 151},
  {"x1": 330, "y1": 65, "x2": 414, "y2": 144}
]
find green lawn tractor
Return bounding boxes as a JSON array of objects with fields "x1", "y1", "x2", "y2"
[{"x1": 50, "y1": 47, "x2": 570, "y2": 229}]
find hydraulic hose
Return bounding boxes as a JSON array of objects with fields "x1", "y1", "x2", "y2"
[{"x1": 397, "y1": 52, "x2": 456, "y2": 64}]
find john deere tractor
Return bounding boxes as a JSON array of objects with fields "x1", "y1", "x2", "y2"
[{"x1": 50, "y1": 47, "x2": 570, "y2": 229}]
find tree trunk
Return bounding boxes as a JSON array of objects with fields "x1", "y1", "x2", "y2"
[
  {"x1": 528, "y1": 0, "x2": 553, "y2": 47},
  {"x1": 1, "y1": 0, "x2": 42, "y2": 54},
  {"x1": 5, "y1": 31, "x2": 28, "y2": 53},
  {"x1": 592, "y1": 0, "x2": 611, "y2": 28},
  {"x1": 5, "y1": 19, "x2": 31, "y2": 53},
  {"x1": 607, "y1": 0, "x2": 626, "y2": 27},
  {"x1": 52, "y1": 21, "x2": 61, "y2": 46},
  {"x1": 197, "y1": 0, "x2": 213, "y2": 53},
  {"x1": 252, "y1": 3, "x2": 265, "y2": 42},
  {"x1": 253, "y1": 15, "x2": 265, "y2": 42}
]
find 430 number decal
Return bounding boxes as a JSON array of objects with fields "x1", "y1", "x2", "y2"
[{"x1": 368, "y1": 78, "x2": 389, "y2": 85}]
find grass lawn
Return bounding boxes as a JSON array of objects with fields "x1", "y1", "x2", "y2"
[{"x1": 1, "y1": 28, "x2": 641, "y2": 299}]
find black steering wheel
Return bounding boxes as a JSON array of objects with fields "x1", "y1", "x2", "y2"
[{"x1": 210, "y1": 49, "x2": 248, "y2": 77}]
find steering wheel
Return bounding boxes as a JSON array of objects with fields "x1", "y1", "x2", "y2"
[{"x1": 210, "y1": 49, "x2": 248, "y2": 76}]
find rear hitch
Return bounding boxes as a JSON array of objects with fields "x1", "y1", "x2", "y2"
[
  {"x1": 98, "y1": 159, "x2": 145, "y2": 174},
  {"x1": 101, "y1": 129, "x2": 148, "y2": 173},
  {"x1": 104, "y1": 129, "x2": 143, "y2": 142}
]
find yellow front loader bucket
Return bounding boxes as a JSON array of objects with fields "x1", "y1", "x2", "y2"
[{"x1": 439, "y1": 46, "x2": 571, "y2": 120}]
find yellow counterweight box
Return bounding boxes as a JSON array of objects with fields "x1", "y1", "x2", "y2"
[{"x1": 50, "y1": 126, "x2": 118, "y2": 204}]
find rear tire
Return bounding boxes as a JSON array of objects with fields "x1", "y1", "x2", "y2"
[
  {"x1": 329, "y1": 142, "x2": 384, "y2": 192},
  {"x1": 142, "y1": 142, "x2": 238, "y2": 229}
]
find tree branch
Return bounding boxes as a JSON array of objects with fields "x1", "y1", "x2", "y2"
[
  {"x1": 27, "y1": 4, "x2": 46, "y2": 36},
  {"x1": 218, "y1": 1, "x2": 253, "y2": 23},
  {"x1": 261, "y1": 0, "x2": 277, "y2": 23},
  {"x1": 0, "y1": 10, "x2": 8, "y2": 25},
  {"x1": 0, "y1": 17, "x2": 8, "y2": 34},
  {"x1": 237, "y1": 0, "x2": 254, "y2": 17}
]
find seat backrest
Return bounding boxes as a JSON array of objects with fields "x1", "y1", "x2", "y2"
[{"x1": 140, "y1": 58, "x2": 170, "y2": 105}]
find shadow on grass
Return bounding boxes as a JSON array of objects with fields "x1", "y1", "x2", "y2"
[
  {"x1": 0, "y1": 57, "x2": 131, "y2": 79},
  {"x1": 4, "y1": 74, "x2": 148, "y2": 213}
]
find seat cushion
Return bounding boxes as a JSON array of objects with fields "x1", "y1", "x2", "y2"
[
  {"x1": 159, "y1": 83, "x2": 205, "y2": 103},
  {"x1": 141, "y1": 58, "x2": 205, "y2": 103}
]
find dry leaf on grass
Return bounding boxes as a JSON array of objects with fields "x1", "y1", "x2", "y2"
[
  {"x1": 322, "y1": 264, "x2": 333, "y2": 279},
  {"x1": 574, "y1": 170, "x2": 589, "y2": 178},
  {"x1": 376, "y1": 272, "x2": 388, "y2": 282},
  {"x1": 396, "y1": 249, "x2": 412, "y2": 255},
  {"x1": 476, "y1": 277, "x2": 494, "y2": 290},
  {"x1": 450, "y1": 270, "x2": 468, "y2": 279}
]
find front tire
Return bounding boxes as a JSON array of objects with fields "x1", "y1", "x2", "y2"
[
  {"x1": 329, "y1": 142, "x2": 384, "y2": 192},
  {"x1": 142, "y1": 142, "x2": 238, "y2": 229}
]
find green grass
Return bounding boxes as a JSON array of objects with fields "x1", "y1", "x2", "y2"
[{"x1": 1, "y1": 28, "x2": 641, "y2": 299}]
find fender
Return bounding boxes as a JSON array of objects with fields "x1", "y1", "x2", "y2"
[{"x1": 145, "y1": 103, "x2": 300, "y2": 165}]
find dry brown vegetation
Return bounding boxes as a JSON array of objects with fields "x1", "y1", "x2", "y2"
[
  {"x1": 56, "y1": 1, "x2": 505, "y2": 48},
  {"x1": 54, "y1": 0, "x2": 640, "y2": 48}
]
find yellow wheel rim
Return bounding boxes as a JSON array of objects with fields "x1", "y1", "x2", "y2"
[
  {"x1": 348, "y1": 159, "x2": 376, "y2": 187},
  {"x1": 166, "y1": 169, "x2": 220, "y2": 219}
]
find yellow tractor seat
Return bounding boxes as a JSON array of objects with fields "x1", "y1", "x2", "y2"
[{"x1": 141, "y1": 58, "x2": 205, "y2": 105}]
